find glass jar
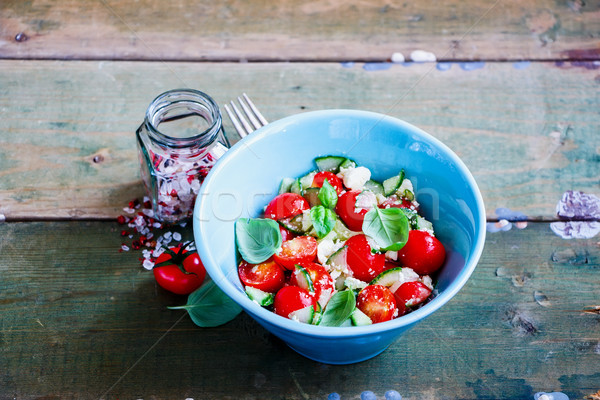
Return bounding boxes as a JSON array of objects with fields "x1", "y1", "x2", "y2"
[{"x1": 136, "y1": 89, "x2": 229, "y2": 224}]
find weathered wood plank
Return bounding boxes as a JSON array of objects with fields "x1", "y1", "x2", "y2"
[
  {"x1": 0, "y1": 221, "x2": 598, "y2": 399},
  {"x1": 1, "y1": 60, "x2": 598, "y2": 220},
  {"x1": 0, "y1": 0, "x2": 599, "y2": 62}
]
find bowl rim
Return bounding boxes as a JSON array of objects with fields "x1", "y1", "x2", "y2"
[{"x1": 194, "y1": 109, "x2": 486, "y2": 338}]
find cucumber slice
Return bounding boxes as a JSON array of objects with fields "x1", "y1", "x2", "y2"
[
  {"x1": 289, "y1": 178, "x2": 302, "y2": 195},
  {"x1": 315, "y1": 156, "x2": 346, "y2": 172},
  {"x1": 344, "y1": 276, "x2": 368, "y2": 291},
  {"x1": 382, "y1": 170, "x2": 406, "y2": 196},
  {"x1": 278, "y1": 213, "x2": 305, "y2": 234},
  {"x1": 339, "y1": 317, "x2": 354, "y2": 327},
  {"x1": 339, "y1": 158, "x2": 357, "y2": 170},
  {"x1": 370, "y1": 267, "x2": 404, "y2": 287},
  {"x1": 312, "y1": 311, "x2": 323, "y2": 325},
  {"x1": 293, "y1": 264, "x2": 315, "y2": 293},
  {"x1": 289, "y1": 305, "x2": 315, "y2": 324},
  {"x1": 363, "y1": 179, "x2": 384, "y2": 196},
  {"x1": 325, "y1": 245, "x2": 348, "y2": 270},
  {"x1": 400, "y1": 208, "x2": 419, "y2": 229},
  {"x1": 303, "y1": 187, "x2": 321, "y2": 207},
  {"x1": 416, "y1": 216, "x2": 434, "y2": 235},
  {"x1": 299, "y1": 170, "x2": 317, "y2": 190},
  {"x1": 278, "y1": 177, "x2": 295, "y2": 194},
  {"x1": 351, "y1": 308, "x2": 373, "y2": 326},
  {"x1": 333, "y1": 219, "x2": 356, "y2": 241},
  {"x1": 245, "y1": 286, "x2": 274, "y2": 307}
]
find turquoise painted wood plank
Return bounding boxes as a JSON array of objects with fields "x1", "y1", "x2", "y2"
[
  {"x1": 0, "y1": 60, "x2": 598, "y2": 220},
  {"x1": 1, "y1": 0, "x2": 599, "y2": 62}
]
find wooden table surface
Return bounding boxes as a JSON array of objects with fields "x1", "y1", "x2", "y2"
[{"x1": 1, "y1": 1, "x2": 599, "y2": 399}]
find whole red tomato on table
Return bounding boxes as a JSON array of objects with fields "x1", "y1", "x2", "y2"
[{"x1": 153, "y1": 245, "x2": 207, "y2": 295}]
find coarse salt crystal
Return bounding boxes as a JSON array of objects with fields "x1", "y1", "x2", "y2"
[
  {"x1": 172, "y1": 232, "x2": 182, "y2": 241},
  {"x1": 142, "y1": 259, "x2": 155, "y2": 270},
  {"x1": 410, "y1": 50, "x2": 437, "y2": 62},
  {"x1": 121, "y1": 245, "x2": 130, "y2": 251},
  {"x1": 391, "y1": 52, "x2": 405, "y2": 63}
]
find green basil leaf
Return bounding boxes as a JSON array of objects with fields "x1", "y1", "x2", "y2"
[
  {"x1": 318, "y1": 179, "x2": 338, "y2": 209},
  {"x1": 235, "y1": 218, "x2": 282, "y2": 264},
  {"x1": 319, "y1": 290, "x2": 356, "y2": 327},
  {"x1": 310, "y1": 206, "x2": 336, "y2": 238},
  {"x1": 169, "y1": 280, "x2": 242, "y2": 327},
  {"x1": 362, "y1": 207, "x2": 409, "y2": 251}
]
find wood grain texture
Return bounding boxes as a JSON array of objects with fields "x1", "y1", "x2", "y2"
[
  {"x1": 0, "y1": 0, "x2": 599, "y2": 62},
  {"x1": 0, "y1": 221, "x2": 598, "y2": 399},
  {"x1": 1, "y1": 60, "x2": 599, "y2": 220}
]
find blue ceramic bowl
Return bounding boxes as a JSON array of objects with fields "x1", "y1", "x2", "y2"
[{"x1": 193, "y1": 110, "x2": 486, "y2": 364}]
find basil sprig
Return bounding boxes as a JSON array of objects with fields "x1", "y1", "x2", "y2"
[
  {"x1": 169, "y1": 280, "x2": 242, "y2": 327},
  {"x1": 235, "y1": 218, "x2": 282, "y2": 264},
  {"x1": 318, "y1": 179, "x2": 338, "y2": 209},
  {"x1": 319, "y1": 290, "x2": 356, "y2": 327},
  {"x1": 362, "y1": 207, "x2": 409, "y2": 251},
  {"x1": 310, "y1": 206, "x2": 336, "y2": 238}
]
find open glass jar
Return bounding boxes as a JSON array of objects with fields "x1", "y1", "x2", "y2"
[{"x1": 136, "y1": 89, "x2": 229, "y2": 224}]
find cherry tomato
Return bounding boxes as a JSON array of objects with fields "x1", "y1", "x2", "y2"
[
  {"x1": 238, "y1": 259, "x2": 285, "y2": 293},
  {"x1": 335, "y1": 190, "x2": 368, "y2": 231},
  {"x1": 379, "y1": 195, "x2": 415, "y2": 210},
  {"x1": 393, "y1": 281, "x2": 432, "y2": 307},
  {"x1": 312, "y1": 171, "x2": 344, "y2": 194},
  {"x1": 345, "y1": 234, "x2": 386, "y2": 282},
  {"x1": 289, "y1": 262, "x2": 335, "y2": 308},
  {"x1": 273, "y1": 236, "x2": 318, "y2": 270},
  {"x1": 279, "y1": 225, "x2": 296, "y2": 242},
  {"x1": 153, "y1": 247, "x2": 206, "y2": 295},
  {"x1": 274, "y1": 286, "x2": 317, "y2": 319},
  {"x1": 397, "y1": 230, "x2": 446, "y2": 275},
  {"x1": 264, "y1": 193, "x2": 309, "y2": 220},
  {"x1": 356, "y1": 285, "x2": 397, "y2": 323}
]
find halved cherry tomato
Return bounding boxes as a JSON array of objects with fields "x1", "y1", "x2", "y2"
[
  {"x1": 274, "y1": 286, "x2": 317, "y2": 319},
  {"x1": 345, "y1": 234, "x2": 385, "y2": 282},
  {"x1": 289, "y1": 262, "x2": 335, "y2": 308},
  {"x1": 393, "y1": 281, "x2": 432, "y2": 307},
  {"x1": 335, "y1": 190, "x2": 368, "y2": 231},
  {"x1": 356, "y1": 285, "x2": 397, "y2": 323},
  {"x1": 379, "y1": 195, "x2": 415, "y2": 211},
  {"x1": 264, "y1": 193, "x2": 309, "y2": 220},
  {"x1": 312, "y1": 171, "x2": 344, "y2": 194},
  {"x1": 279, "y1": 225, "x2": 296, "y2": 242},
  {"x1": 273, "y1": 236, "x2": 318, "y2": 270},
  {"x1": 397, "y1": 230, "x2": 446, "y2": 275},
  {"x1": 238, "y1": 258, "x2": 285, "y2": 293},
  {"x1": 153, "y1": 247, "x2": 206, "y2": 295}
]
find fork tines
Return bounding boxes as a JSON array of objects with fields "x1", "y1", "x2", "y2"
[{"x1": 224, "y1": 93, "x2": 268, "y2": 138}]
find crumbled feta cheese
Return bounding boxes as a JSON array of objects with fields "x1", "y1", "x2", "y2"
[
  {"x1": 420, "y1": 275, "x2": 434, "y2": 290},
  {"x1": 338, "y1": 166, "x2": 371, "y2": 191},
  {"x1": 375, "y1": 193, "x2": 387, "y2": 205},
  {"x1": 317, "y1": 239, "x2": 338, "y2": 265},
  {"x1": 385, "y1": 251, "x2": 398, "y2": 261},
  {"x1": 397, "y1": 178, "x2": 414, "y2": 195},
  {"x1": 355, "y1": 190, "x2": 378, "y2": 211},
  {"x1": 366, "y1": 236, "x2": 381, "y2": 252}
]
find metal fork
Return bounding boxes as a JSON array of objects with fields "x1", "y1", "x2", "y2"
[{"x1": 224, "y1": 93, "x2": 269, "y2": 138}]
